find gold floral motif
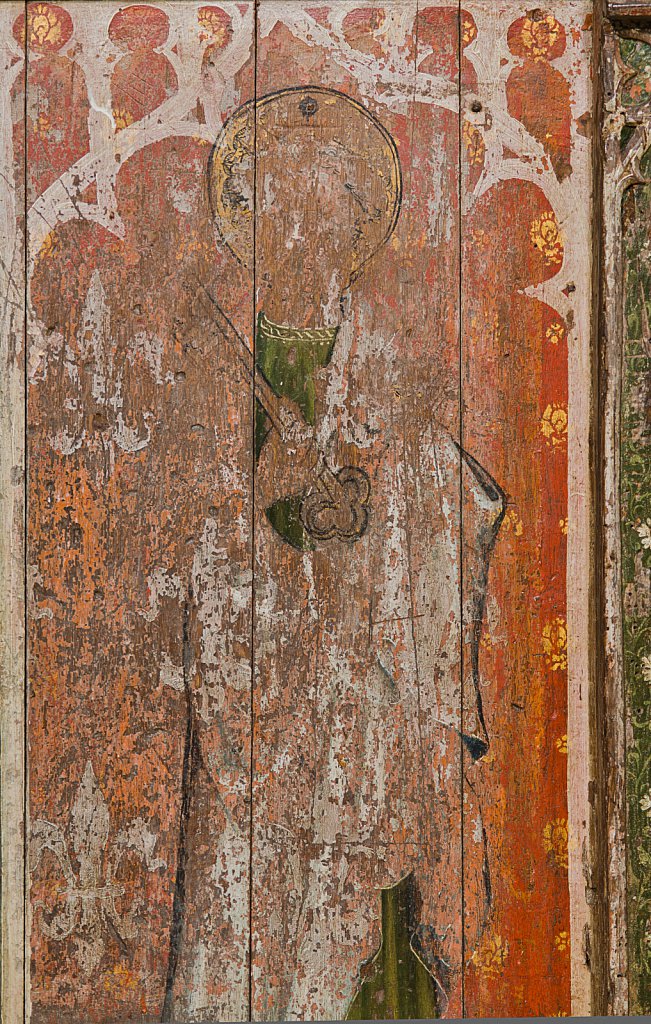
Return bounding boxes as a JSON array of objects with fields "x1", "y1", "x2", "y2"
[
  {"x1": 113, "y1": 108, "x2": 134, "y2": 131},
  {"x1": 471, "y1": 933, "x2": 509, "y2": 977},
  {"x1": 176, "y1": 237, "x2": 211, "y2": 262},
  {"x1": 530, "y1": 210, "x2": 563, "y2": 266},
  {"x1": 502, "y1": 508, "x2": 523, "y2": 537},
  {"x1": 103, "y1": 962, "x2": 138, "y2": 994},
  {"x1": 198, "y1": 7, "x2": 229, "y2": 45},
  {"x1": 463, "y1": 119, "x2": 485, "y2": 167},
  {"x1": 520, "y1": 13, "x2": 563, "y2": 61},
  {"x1": 462, "y1": 16, "x2": 477, "y2": 46},
  {"x1": 555, "y1": 734, "x2": 568, "y2": 754},
  {"x1": 28, "y1": 3, "x2": 62, "y2": 48},
  {"x1": 546, "y1": 321, "x2": 565, "y2": 345},
  {"x1": 480, "y1": 630, "x2": 493, "y2": 651},
  {"x1": 559, "y1": 517, "x2": 568, "y2": 535},
  {"x1": 543, "y1": 818, "x2": 569, "y2": 870},
  {"x1": 541, "y1": 403, "x2": 568, "y2": 447},
  {"x1": 542, "y1": 616, "x2": 567, "y2": 672},
  {"x1": 37, "y1": 231, "x2": 58, "y2": 262},
  {"x1": 34, "y1": 113, "x2": 51, "y2": 138},
  {"x1": 554, "y1": 930, "x2": 570, "y2": 953}
]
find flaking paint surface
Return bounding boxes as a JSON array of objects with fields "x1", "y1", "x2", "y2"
[{"x1": 12, "y1": 1, "x2": 593, "y2": 1020}]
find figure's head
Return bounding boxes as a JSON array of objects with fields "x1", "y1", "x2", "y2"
[{"x1": 209, "y1": 87, "x2": 401, "y2": 325}]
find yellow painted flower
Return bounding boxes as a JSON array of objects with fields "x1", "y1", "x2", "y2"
[
  {"x1": 480, "y1": 630, "x2": 493, "y2": 651},
  {"x1": 462, "y1": 16, "x2": 477, "y2": 46},
  {"x1": 559, "y1": 517, "x2": 568, "y2": 535},
  {"x1": 471, "y1": 933, "x2": 509, "y2": 977},
  {"x1": 542, "y1": 617, "x2": 567, "y2": 672},
  {"x1": 113, "y1": 108, "x2": 134, "y2": 131},
  {"x1": 531, "y1": 210, "x2": 563, "y2": 266},
  {"x1": 555, "y1": 734, "x2": 568, "y2": 754},
  {"x1": 103, "y1": 961, "x2": 138, "y2": 993},
  {"x1": 37, "y1": 231, "x2": 58, "y2": 262},
  {"x1": 34, "y1": 112, "x2": 51, "y2": 138},
  {"x1": 502, "y1": 508, "x2": 523, "y2": 537},
  {"x1": 546, "y1": 321, "x2": 565, "y2": 345},
  {"x1": 520, "y1": 14, "x2": 562, "y2": 61},
  {"x1": 176, "y1": 237, "x2": 211, "y2": 262},
  {"x1": 463, "y1": 120, "x2": 485, "y2": 167},
  {"x1": 28, "y1": 4, "x2": 62, "y2": 48},
  {"x1": 541, "y1": 403, "x2": 568, "y2": 446},
  {"x1": 543, "y1": 818, "x2": 569, "y2": 870},
  {"x1": 554, "y1": 930, "x2": 570, "y2": 953},
  {"x1": 198, "y1": 8, "x2": 229, "y2": 45}
]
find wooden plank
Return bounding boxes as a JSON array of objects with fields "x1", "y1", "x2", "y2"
[
  {"x1": 247, "y1": 2, "x2": 464, "y2": 1018},
  {"x1": 0, "y1": 6, "x2": 26, "y2": 1024},
  {"x1": 599, "y1": 24, "x2": 651, "y2": 1016},
  {"x1": 25, "y1": 4, "x2": 255, "y2": 1021},
  {"x1": 603, "y1": 29, "x2": 651, "y2": 1015},
  {"x1": 460, "y1": 2, "x2": 594, "y2": 1016}
]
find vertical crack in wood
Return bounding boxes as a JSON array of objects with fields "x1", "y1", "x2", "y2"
[
  {"x1": 588, "y1": 3, "x2": 610, "y2": 1015},
  {"x1": 161, "y1": 594, "x2": 200, "y2": 1023}
]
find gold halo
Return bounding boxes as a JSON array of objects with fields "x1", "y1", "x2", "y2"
[{"x1": 208, "y1": 86, "x2": 402, "y2": 283}]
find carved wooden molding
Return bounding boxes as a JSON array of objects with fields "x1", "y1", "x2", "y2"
[
  {"x1": 607, "y1": 2, "x2": 651, "y2": 20},
  {"x1": 601, "y1": 16, "x2": 651, "y2": 1015}
]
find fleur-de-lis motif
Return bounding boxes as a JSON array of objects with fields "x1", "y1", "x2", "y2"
[{"x1": 31, "y1": 762, "x2": 165, "y2": 958}]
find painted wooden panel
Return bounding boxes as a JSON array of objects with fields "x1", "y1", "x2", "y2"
[
  {"x1": 13, "y1": 1, "x2": 593, "y2": 1021},
  {"x1": 24, "y1": 5, "x2": 255, "y2": 1021},
  {"x1": 248, "y1": 7, "x2": 465, "y2": 1018},
  {"x1": 461, "y1": 4, "x2": 593, "y2": 1017}
]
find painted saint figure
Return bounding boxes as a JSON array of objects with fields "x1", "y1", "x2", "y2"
[{"x1": 173, "y1": 87, "x2": 507, "y2": 1020}]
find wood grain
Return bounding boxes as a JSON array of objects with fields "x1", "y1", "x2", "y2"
[
  {"x1": 250, "y1": 6, "x2": 465, "y2": 1017},
  {"x1": 25, "y1": 4, "x2": 254, "y2": 1021}
]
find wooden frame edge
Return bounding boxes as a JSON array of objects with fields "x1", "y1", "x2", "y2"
[
  {"x1": 597, "y1": 4, "x2": 651, "y2": 1014},
  {"x1": 566, "y1": 2, "x2": 605, "y2": 1016},
  {"x1": 1, "y1": 5, "x2": 27, "y2": 1023},
  {"x1": 607, "y1": 2, "x2": 651, "y2": 22}
]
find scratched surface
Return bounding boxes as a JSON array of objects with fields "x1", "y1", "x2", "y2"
[{"x1": 15, "y1": 2, "x2": 593, "y2": 1021}]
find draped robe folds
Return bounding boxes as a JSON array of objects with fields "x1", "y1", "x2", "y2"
[
  {"x1": 171, "y1": 310, "x2": 505, "y2": 1020},
  {"x1": 30, "y1": 247, "x2": 504, "y2": 1019}
]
